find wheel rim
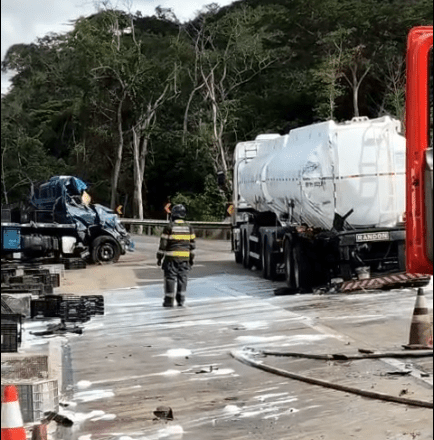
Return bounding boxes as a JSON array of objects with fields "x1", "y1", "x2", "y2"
[{"x1": 98, "y1": 243, "x2": 115, "y2": 262}]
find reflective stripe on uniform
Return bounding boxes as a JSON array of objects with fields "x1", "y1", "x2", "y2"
[
  {"x1": 161, "y1": 234, "x2": 196, "y2": 241},
  {"x1": 164, "y1": 251, "x2": 190, "y2": 258}
]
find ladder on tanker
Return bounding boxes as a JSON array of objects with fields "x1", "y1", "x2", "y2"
[
  {"x1": 243, "y1": 142, "x2": 259, "y2": 162},
  {"x1": 235, "y1": 142, "x2": 259, "y2": 212}
]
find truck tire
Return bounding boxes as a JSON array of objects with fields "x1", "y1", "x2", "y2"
[
  {"x1": 262, "y1": 238, "x2": 270, "y2": 279},
  {"x1": 91, "y1": 236, "x2": 121, "y2": 264},
  {"x1": 242, "y1": 232, "x2": 252, "y2": 269},
  {"x1": 233, "y1": 232, "x2": 243, "y2": 264},
  {"x1": 292, "y1": 242, "x2": 311, "y2": 293},
  {"x1": 263, "y1": 238, "x2": 278, "y2": 281},
  {"x1": 235, "y1": 249, "x2": 243, "y2": 264},
  {"x1": 284, "y1": 239, "x2": 295, "y2": 290}
]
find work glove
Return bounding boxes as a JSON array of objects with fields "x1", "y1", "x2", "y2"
[
  {"x1": 157, "y1": 257, "x2": 163, "y2": 267},
  {"x1": 189, "y1": 257, "x2": 194, "y2": 267}
]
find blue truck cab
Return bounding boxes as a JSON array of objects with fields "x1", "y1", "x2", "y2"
[{"x1": 1, "y1": 176, "x2": 133, "y2": 264}]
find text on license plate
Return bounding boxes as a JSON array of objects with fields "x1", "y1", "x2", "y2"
[{"x1": 356, "y1": 232, "x2": 391, "y2": 243}]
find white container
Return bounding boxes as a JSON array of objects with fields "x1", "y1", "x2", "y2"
[
  {"x1": 235, "y1": 116, "x2": 406, "y2": 230},
  {"x1": 61, "y1": 236, "x2": 77, "y2": 254},
  {"x1": 0, "y1": 379, "x2": 59, "y2": 423},
  {"x1": 356, "y1": 267, "x2": 371, "y2": 280}
]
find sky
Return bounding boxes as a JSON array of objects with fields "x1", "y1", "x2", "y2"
[{"x1": 1, "y1": 0, "x2": 235, "y2": 94}]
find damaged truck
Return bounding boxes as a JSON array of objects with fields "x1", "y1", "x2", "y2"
[
  {"x1": 1, "y1": 176, "x2": 133, "y2": 264},
  {"x1": 231, "y1": 116, "x2": 426, "y2": 292}
]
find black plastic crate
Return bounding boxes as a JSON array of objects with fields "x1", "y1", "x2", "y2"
[
  {"x1": 22, "y1": 270, "x2": 60, "y2": 291},
  {"x1": 1, "y1": 326, "x2": 19, "y2": 352},
  {"x1": 59, "y1": 297, "x2": 91, "y2": 323},
  {"x1": 8, "y1": 275, "x2": 38, "y2": 284},
  {"x1": 61, "y1": 258, "x2": 87, "y2": 270},
  {"x1": 31, "y1": 298, "x2": 61, "y2": 319},
  {"x1": 83, "y1": 295, "x2": 105, "y2": 315},
  {"x1": 2, "y1": 283, "x2": 45, "y2": 296},
  {"x1": 7, "y1": 275, "x2": 53, "y2": 294},
  {"x1": 49, "y1": 273, "x2": 61, "y2": 288},
  {"x1": 1, "y1": 314, "x2": 22, "y2": 352},
  {"x1": 1, "y1": 208, "x2": 12, "y2": 222},
  {"x1": 1, "y1": 267, "x2": 17, "y2": 283},
  {"x1": 23, "y1": 269, "x2": 50, "y2": 277}
]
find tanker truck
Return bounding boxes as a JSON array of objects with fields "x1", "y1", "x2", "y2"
[{"x1": 232, "y1": 116, "x2": 409, "y2": 292}]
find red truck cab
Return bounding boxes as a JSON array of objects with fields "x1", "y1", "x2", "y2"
[{"x1": 406, "y1": 26, "x2": 433, "y2": 275}]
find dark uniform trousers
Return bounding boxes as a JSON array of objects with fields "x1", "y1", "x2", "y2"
[
  {"x1": 163, "y1": 260, "x2": 190, "y2": 306},
  {"x1": 157, "y1": 220, "x2": 196, "y2": 306}
]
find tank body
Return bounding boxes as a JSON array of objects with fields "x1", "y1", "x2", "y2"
[{"x1": 236, "y1": 116, "x2": 406, "y2": 230}]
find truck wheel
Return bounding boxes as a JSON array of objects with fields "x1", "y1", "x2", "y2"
[
  {"x1": 262, "y1": 238, "x2": 270, "y2": 279},
  {"x1": 263, "y1": 239, "x2": 278, "y2": 281},
  {"x1": 235, "y1": 249, "x2": 243, "y2": 264},
  {"x1": 233, "y1": 233, "x2": 243, "y2": 264},
  {"x1": 91, "y1": 236, "x2": 121, "y2": 264},
  {"x1": 284, "y1": 240, "x2": 295, "y2": 290},
  {"x1": 292, "y1": 242, "x2": 311, "y2": 293},
  {"x1": 242, "y1": 232, "x2": 252, "y2": 269}
]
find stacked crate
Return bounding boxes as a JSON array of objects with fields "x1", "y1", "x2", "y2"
[
  {"x1": 1, "y1": 312, "x2": 22, "y2": 353},
  {"x1": 1, "y1": 380, "x2": 59, "y2": 424}
]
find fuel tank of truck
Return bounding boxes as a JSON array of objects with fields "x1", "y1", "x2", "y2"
[{"x1": 236, "y1": 116, "x2": 406, "y2": 230}]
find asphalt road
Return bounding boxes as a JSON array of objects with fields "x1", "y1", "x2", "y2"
[{"x1": 32, "y1": 235, "x2": 433, "y2": 440}]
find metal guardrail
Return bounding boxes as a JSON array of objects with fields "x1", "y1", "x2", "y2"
[
  {"x1": 120, "y1": 218, "x2": 232, "y2": 239},
  {"x1": 121, "y1": 218, "x2": 231, "y2": 229}
]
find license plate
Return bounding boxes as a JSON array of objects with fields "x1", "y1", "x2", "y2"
[{"x1": 356, "y1": 232, "x2": 391, "y2": 243}]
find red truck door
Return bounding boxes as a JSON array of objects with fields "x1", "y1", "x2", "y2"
[{"x1": 406, "y1": 26, "x2": 433, "y2": 275}]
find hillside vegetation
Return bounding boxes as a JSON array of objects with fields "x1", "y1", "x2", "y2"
[{"x1": 1, "y1": 0, "x2": 432, "y2": 220}]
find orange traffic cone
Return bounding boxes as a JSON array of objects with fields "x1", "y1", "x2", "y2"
[
  {"x1": 31, "y1": 424, "x2": 47, "y2": 440},
  {"x1": 404, "y1": 288, "x2": 433, "y2": 350},
  {"x1": 1, "y1": 385, "x2": 26, "y2": 440}
]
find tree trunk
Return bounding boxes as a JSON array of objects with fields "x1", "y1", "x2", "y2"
[
  {"x1": 110, "y1": 93, "x2": 126, "y2": 210},
  {"x1": 1, "y1": 147, "x2": 8, "y2": 204},
  {"x1": 353, "y1": 86, "x2": 360, "y2": 117},
  {"x1": 132, "y1": 126, "x2": 144, "y2": 234},
  {"x1": 351, "y1": 67, "x2": 360, "y2": 117},
  {"x1": 347, "y1": 64, "x2": 371, "y2": 118},
  {"x1": 183, "y1": 84, "x2": 204, "y2": 145}
]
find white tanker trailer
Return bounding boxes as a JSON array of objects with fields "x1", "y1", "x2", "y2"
[{"x1": 232, "y1": 116, "x2": 408, "y2": 291}]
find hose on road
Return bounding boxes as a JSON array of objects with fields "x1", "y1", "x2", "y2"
[
  {"x1": 231, "y1": 350, "x2": 434, "y2": 409},
  {"x1": 261, "y1": 349, "x2": 433, "y2": 361}
]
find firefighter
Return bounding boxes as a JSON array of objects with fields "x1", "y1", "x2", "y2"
[{"x1": 157, "y1": 204, "x2": 196, "y2": 307}]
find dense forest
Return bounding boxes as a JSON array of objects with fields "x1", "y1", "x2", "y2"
[{"x1": 1, "y1": 0, "x2": 432, "y2": 220}]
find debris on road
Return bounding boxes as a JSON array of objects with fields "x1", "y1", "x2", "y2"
[
  {"x1": 153, "y1": 406, "x2": 174, "y2": 421},
  {"x1": 42, "y1": 411, "x2": 74, "y2": 427}
]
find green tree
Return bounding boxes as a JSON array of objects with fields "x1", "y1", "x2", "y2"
[{"x1": 183, "y1": 4, "x2": 288, "y2": 182}]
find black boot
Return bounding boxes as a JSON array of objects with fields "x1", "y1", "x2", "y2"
[
  {"x1": 163, "y1": 296, "x2": 175, "y2": 307},
  {"x1": 176, "y1": 293, "x2": 186, "y2": 307}
]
